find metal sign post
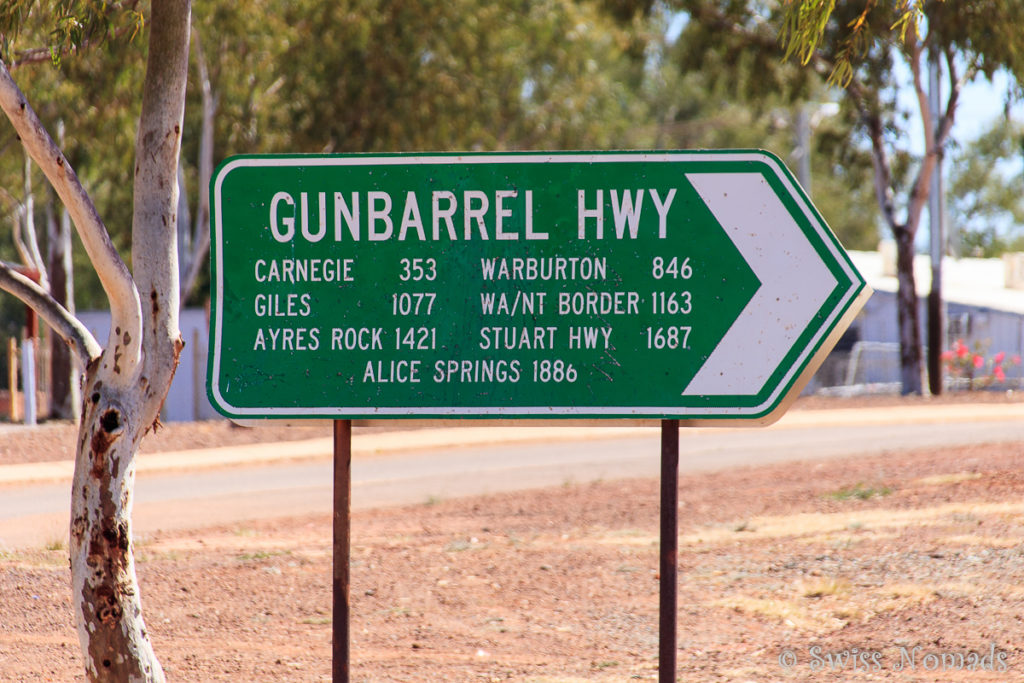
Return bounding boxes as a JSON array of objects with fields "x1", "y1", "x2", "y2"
[
  {"x1": 659, "y1": 419, "x2": 680, "y2": 682},
  {"x1": 332, "y1": 420, "x2": 351, "y2": 683},
  {"x1": 207, "y1": 150, "x2": 870, "y2": 681}
]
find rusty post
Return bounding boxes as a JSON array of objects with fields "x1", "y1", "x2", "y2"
[
  {"x1": 333, "y1": 419, "x2": 352, "y2": 683},
  {"x1": 659, "y1": 419, "x2": 679, "y2": 683},
  {"x1": 8, "y1": 337, "x2": 18, "y2": 422}
]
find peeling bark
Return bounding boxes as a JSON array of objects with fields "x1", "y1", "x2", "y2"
[{"x1": 71, "y1": 379, "x2": 164, "y2": 682}]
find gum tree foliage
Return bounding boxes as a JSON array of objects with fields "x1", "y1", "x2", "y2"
[
  {"x1": 171, "y1": 0, "x2": 655, "y2": 304},
  {"x1": 650, "y1": 6, "x2": 879, "y2": 251},
  {"x1": 0, "y1": 1, "x2": 190, "y2": 680},
  {"x1": 674, "y1": 0, "x2": 1024, "y2": 395},
  {"x1": 5, "y1": 1, "x2": 659, "y2": 307},
  {"x1": 263, "y1": 0, "x2": 653, "y2": 153}
]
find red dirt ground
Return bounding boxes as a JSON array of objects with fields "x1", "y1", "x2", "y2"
[{"x1": 1, "y1": 393, "x2": 1023, "y2": 681}]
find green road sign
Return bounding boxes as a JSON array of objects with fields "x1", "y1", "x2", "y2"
[{"x1": 207, "y1": 151, "x2": 870, "y2": 421}]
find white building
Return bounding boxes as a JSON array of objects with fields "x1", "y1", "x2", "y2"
[
  {"x1": 808, "y1": 248, "x2": 1024, "y2": 392},
  {"x1": 78, "y1": 308, "x2": 220, "y2": 422}
]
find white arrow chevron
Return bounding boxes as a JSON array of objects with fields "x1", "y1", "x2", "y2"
[{"x1": 683, "y1": 172, "x2": 837, "y2": 396}]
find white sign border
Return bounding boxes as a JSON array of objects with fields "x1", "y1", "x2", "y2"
[{"x1": 209, "y1": 151, "x2": 866, "y2": 420}]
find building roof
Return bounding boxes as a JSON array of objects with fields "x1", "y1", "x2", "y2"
[{"x1": 846, "y1": 249, "x2": 1024, "y2": 315}]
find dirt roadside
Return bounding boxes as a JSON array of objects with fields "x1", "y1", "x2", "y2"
[{"x1": 1, "y1": 393, "x2": 1023, "y2": 681}]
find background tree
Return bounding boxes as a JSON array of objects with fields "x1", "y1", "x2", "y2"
[
  {"x1": 654, "y1": 6, "x2": 879, "y2": 251},
  {"x1": 176, "y1": 0, "x2": 294, "y2": 305},
  {"x1": 172, "y1": 0, "x2": 656, "y2": 305},
  {"x1": 268, "y1": 0, "x2": 649, "y2": 153},
  {"x1": 946, "y1": 115, "x2": 1024, "y2": 256},
  {"x1": 0, "y1": 0, "x2": 191, "y2": 679},
  {"x1": 675, "y1": 0, "x2": 1024, "y2": 395}
]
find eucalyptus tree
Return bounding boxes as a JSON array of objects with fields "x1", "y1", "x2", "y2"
[
  {"x1": 0, "y1": 28, "x2": 147, "y2": 419},
  {"x1": 0, "y1": 1, "x2": 191, "y2": 679},
  {"x1": 675, "y1": 0, "x2": 1024, "y2": 394}
]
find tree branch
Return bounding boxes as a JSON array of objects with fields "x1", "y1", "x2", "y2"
[
  {"x1": 937, "y1": 48, "x2": 971, "y2": 146},
  {"x1": 0, "y1": 261, "x2": 100, "y2": 367},
  {"x1": 131, "y1": 0, "x2": 191, "y2": 423},
  {"x1": 6, "y1": 0, "x2": 145, "y2": 70},
  {"x1": 904, "y1": 26, "x2": 935, "y2": 236},
  {"x1": 180, "y1": 25, "x2": 216, "y2": 306},
  {"x1": 0, "y1": 57, "x2": 143, "y2": 385},
  {"x1": 7, "y1": 47, "x2": 54, "y2": 69},
  {"x1": 844, "y1": 75, "x2": 899, "y2": 232},
  {"x1": 21, "y1": 154, "x2": 49, "y2": 290}
]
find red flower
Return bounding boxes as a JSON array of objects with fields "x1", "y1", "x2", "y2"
[
  {"x1": 994, "y1": 351, "x2": 1006, "y2": 365},
  {"x1": 973, "y1": 354, "x2": 985, "y2": 369}
]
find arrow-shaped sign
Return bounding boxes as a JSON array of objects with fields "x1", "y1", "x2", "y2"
[
  {"x1": 208, "y1": 151, "x2": 870, "y2": 422},
  {"x1": 684, "y1": 172, "x2": 839, "y2": 398}
]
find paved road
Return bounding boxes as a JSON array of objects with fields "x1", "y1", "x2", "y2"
[{"x1": 0, "y1": 405, "x2": 1021, "y2": 549}]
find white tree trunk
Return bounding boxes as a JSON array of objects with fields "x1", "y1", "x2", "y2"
[
  {"x1": 70, "y1": 395, "x2": 163, "y2": 681},
  {"x1": 0, "y1": 2, "x2": 191, "y2": 679},
  {"x1": 68, "y1": 1, "x2": 192, "y2": 679}
]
